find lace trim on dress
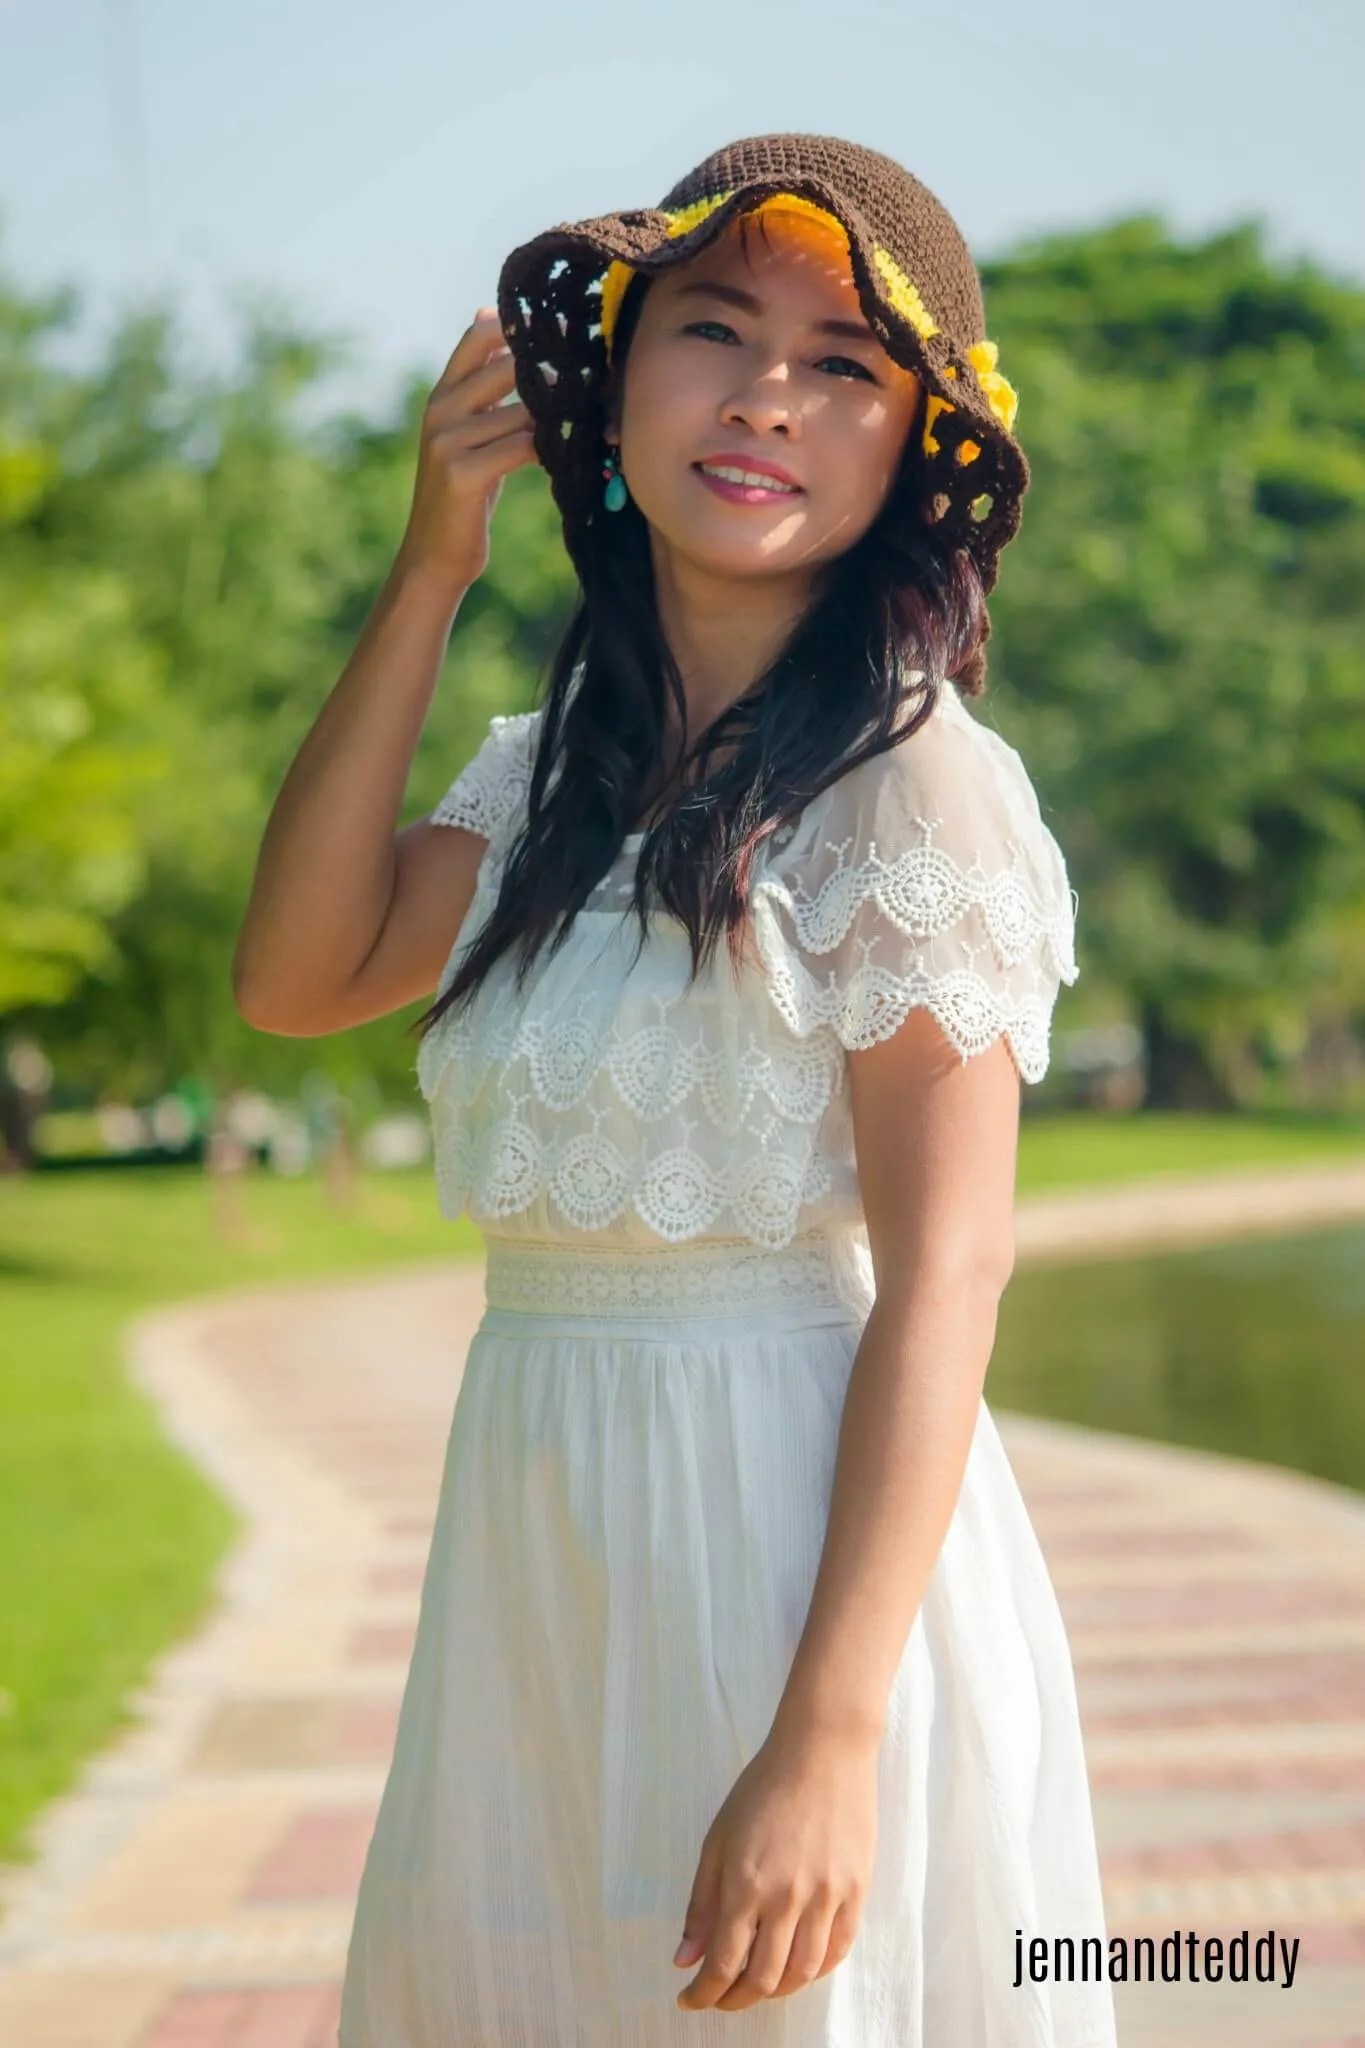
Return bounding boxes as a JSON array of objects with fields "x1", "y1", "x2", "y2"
[
  {"x1": 429, "y1": 1085, "x2": 836, "y2": 1247},
  {"x1": 481, "y1": 1230, "x2": 863, "y2": 1319},
  {"x1": 429, "y1": 710, "x2": 542, "y2": 846},
  {"x1": 749, "y1": 825, "x2": 1078, "y2": 1084},
  {"x1": 421, "y1": 976, "x2": 847, "y2": 1245},
  {"x1": 420, "y1": 979, "x2": 841, "y2": 1124}
]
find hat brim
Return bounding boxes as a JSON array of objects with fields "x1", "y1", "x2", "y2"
[{"x1": 497, "y1": 175, "x2": 1027, "y2": 594}]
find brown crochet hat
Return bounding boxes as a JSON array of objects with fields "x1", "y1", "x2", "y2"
[{"x1": 497, "y1": 132, "x2": 1029, "y2": 595}]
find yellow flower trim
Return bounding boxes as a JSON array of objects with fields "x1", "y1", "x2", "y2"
[
  {"x1": 599, "y1": 261, "x2": 635, "y2": 360},
  {"x1": 601, "y1": 189, "x2": 738, "y2": 360},
  {"x1": 663, "y1": 188, "x2": 736, "y2": 239},
  {"x1": 749, "y1": 192, "x2": 850, "y2": 248},
  {"x1": 922, "y1": 393, "x2": 955, "y2": 457},
  {"x1": 922, "y1": 342, "x2": 1018, "y2": 460},
  {"x1": 601, "y1": 189, "x2": 851, "y2": 361},
  {"x1": 965, "y1": 339, "x2": 1019, "y2": 433},
  {"x1": 871, "y1": 247, "x2": 939, "y2": 339}
]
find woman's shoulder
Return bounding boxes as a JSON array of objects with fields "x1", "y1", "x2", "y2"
[
  {"x1": 779, "y1": 683, "x2": 1060, "y2": 875},
  {"x1": 752, "y1": 680, "x2": 1078, "y2": 974}
]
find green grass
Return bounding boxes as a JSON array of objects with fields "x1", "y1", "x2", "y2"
[
  {"x1": 1015, "y1": 1106, "x2": 1365, "y2": 1192},
  {"x1": 0, "y1": 1162, "x2": 482, "y2": 1872},
  {"x1": 1, "y1": 1107, "x2": 1362, "y2": 1873}
]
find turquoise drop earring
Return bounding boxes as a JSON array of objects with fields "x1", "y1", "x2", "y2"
[{"x1": 601, "y1": 442, "x2": 628, "y2": 512}]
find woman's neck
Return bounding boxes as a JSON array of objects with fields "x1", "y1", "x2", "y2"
[{"x1": 650, "y1": 538, "x2": 815, "y2": 731}]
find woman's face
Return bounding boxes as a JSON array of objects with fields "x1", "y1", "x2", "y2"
[{"x1": 607, "y1": 208, "x2": 923, "y2": 586}]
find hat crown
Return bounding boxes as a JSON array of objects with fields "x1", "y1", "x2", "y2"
[{"x1": 658, "y1": 132, "x2": 986, "y2": 346}]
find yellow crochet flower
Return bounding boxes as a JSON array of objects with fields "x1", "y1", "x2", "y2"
[
  {"x1": 922, "y1": 342, "x2": 1019, "y2": 457},
  {"x1": 965, "y1": 339, "x2": 1019, "y2": 433},
  {"x1": 922, "y1": 393, "x2": 955, "y2": 457}
]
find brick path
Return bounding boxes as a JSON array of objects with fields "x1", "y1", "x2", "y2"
[{"x1": 4, "y1": 1157, "x2": 1365, "y2": 2046}]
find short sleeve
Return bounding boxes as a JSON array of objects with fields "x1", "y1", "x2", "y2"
[
  {"x1": 749, "y1": 692, "x2": 1079, "y2": 1083},
  {"x1": 428, "y1": 708, "x2": 543, "y2": 849}
]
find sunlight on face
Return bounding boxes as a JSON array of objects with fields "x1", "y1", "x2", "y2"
[{"x1": 609, "y1": 205, "x2": 922, "y2": 589}]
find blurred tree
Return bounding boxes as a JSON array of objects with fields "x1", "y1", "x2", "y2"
[
  {"x1": 0, "y1": 280, "x2": 171, "y2": 1015},
  {"x1": 981, "y1": 217, "x2": 1365, "y2": 1106}
]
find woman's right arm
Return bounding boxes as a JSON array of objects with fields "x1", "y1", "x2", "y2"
[{"x1": 231, "y1": 308, "x2": 537, "y2": 1038}]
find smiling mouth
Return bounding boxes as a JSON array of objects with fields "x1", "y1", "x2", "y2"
[{"x1": 692, "y1": 462, "x2": 804, "y2": 499}]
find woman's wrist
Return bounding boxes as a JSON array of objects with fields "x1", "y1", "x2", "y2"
[
  {"x1": 387, "y1": 538, "x2": 474, "y2": 622},
  {"x1": 766, "y1": 1682, "x2": 885, "y2": 1760}
]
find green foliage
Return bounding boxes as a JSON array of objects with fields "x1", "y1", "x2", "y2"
[
  {"x1": 0, "y1": 549, "x2": 169, "y2": 1009},
  {"x1": 0, "y1": 294, "x2": 172, "y2": 1010},
  {"x1": 1, "y1": 213, "x2": 1362, "y2": 1110},
  {"x1": 980, "y1": 217, "x2": 1365, "y2": 1103}
]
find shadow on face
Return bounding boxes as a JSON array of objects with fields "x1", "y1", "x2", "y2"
[{"x1": 607, "y1": 202, "x2": 923, "y2": 591}]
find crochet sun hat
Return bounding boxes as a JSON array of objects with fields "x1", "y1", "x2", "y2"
[{"x1": 496, "y1": 131, "x2": 1028, "y2": 595}]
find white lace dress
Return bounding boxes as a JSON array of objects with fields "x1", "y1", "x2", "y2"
[{"x1": 338, "y1": 683, "x2": 1118, "y2": 2048}]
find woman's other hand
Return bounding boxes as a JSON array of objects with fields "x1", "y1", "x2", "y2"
[{"x1": 672, "y1": 1723, "x2": 878, "y2": 2012}]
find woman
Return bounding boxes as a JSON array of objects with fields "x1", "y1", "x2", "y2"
[{"x1": 234, "y1": 132, "x2": 1117, "y2": 2046}]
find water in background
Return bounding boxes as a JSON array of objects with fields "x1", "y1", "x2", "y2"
[{"x1": 990, "y1": 1224, "x2": 1365, "y2": 1495}]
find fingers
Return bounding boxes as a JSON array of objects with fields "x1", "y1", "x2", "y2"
[
  {"x1": 676, "y1": 1909, "x2": 760, "y2": 2012},
  {"x1": 431, "y1": 307, "x2": 507, "y2": 394},
  {"x1": 681, "y1": 1891, "x2": 856, "y2": 2011},
  {"x1": 399, "y1": 306, "x2": 539, "y2": 594},
  {"x1": 770, "y1": 1893, "x2": 841, "y2": 2000},
  {"x1": 714, "y1": 1904, "x2": 804, "y2": 2012},
  {"x1": 421, "y1": 317, "x2": 533, "y2": 461},
  {"x1": 429, "y1": 347, "x2": 521, "y2": 423},
  {"x1": 446, "y1": 426, "x2": 539, "y2": 489},
  {"x1": 432, "y1": 394, "x2": 533, "y2": 454},
  {"x1": 818, "y1": 1897, "x2": 861, "y2": 1980}
]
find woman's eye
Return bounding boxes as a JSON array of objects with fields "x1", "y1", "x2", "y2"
[
  {"x1": 817, "y1": 355, "x2": 876, "y2": 382},
  {"x1": 683, "y1": 324, "x2": 875, "y2": 382}
]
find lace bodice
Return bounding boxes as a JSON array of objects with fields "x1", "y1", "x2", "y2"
[{"x1": 416, "y1": 685, "x2": 1078, "y2": 1250}]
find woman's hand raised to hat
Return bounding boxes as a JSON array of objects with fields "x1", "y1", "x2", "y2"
[{"x1": 395, "y1": 309, "x2": 538, "y2": 603}]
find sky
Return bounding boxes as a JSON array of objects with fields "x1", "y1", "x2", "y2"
[{"x1": 1, "y1": 0, "x2": 1361, "y2": 420}]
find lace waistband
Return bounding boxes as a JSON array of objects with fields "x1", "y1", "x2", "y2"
[{"x1": 479, "y1": 1230, "x2": 871, "y2": 1327}]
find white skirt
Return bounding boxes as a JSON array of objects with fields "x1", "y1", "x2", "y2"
[{"x1": 338, "y1": 1230, "x2": 1118, "y2": 2048}]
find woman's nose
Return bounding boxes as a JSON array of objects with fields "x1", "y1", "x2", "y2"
[{"x1": 720, "y1": 362, "x2": 802, "y2": 436}]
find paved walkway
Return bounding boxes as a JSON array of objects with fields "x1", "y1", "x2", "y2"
[{"x1": 4, "y1": 1157, "x2": 1365, "y2": 2047}]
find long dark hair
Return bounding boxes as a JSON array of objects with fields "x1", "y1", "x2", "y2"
[{"x1": 414, "y1": 231, "x2": 990, "y2": 1041}]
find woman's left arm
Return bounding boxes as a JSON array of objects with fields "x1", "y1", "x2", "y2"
[
  {"x1": 770, "y1": 1005, "x2": 1021, "y2": 1749},
  {"x1": 672, "y1": 1008, "x2": 1022, "y2": 2013}
]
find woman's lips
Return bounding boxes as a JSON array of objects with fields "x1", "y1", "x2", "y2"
[{"x1": 691, "y1": 460, "x2": 804, "y2": 506}]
